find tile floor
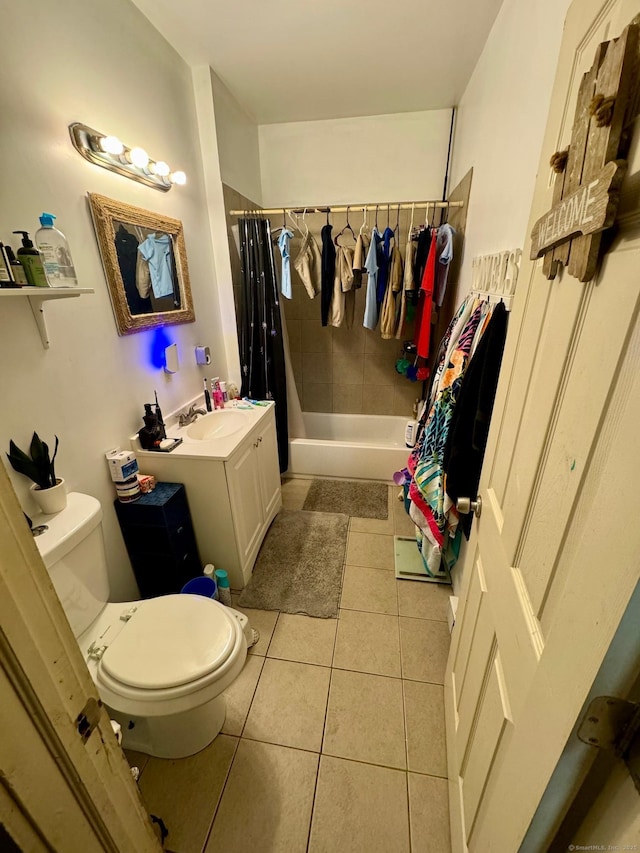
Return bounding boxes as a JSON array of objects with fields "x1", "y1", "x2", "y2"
[{"x1": 126, "y1": 479, "x2": 452, "y2": 853}]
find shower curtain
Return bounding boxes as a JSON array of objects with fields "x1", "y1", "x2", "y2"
[{"x1": 238, "y1": 217, "x2": 289, "y2": 472}]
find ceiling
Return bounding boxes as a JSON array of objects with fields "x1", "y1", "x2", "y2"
[{"x1": 130, "y1": 0, "x2": 503, "y2": 125}]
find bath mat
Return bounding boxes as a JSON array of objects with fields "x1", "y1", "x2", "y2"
[
  {"x1": 302, "y1": 478, "x2": 388, "y2": 519},
  {"x1": 238, "y1": 509, "x2": 349, "y2": 618}
]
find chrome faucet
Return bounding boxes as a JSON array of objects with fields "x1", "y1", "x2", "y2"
[{"x1": 178, "y1": 405, "x2": 207, "y2": 427}]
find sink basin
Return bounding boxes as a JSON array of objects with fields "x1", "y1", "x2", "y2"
[{"x1": 185, "y1": 410, "x2": 249, "y2": 440}]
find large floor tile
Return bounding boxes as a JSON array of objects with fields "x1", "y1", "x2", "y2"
[
  {"x1": 397, "y1": 580, "x2": 451, "y2": 622},
  {"x1": 139, "y1": 734, "x2": 237, "y2": 853},
  {"x1": 400, "y1": 617, "x2": 450, "y2": 684},
  {"x1": 346, "y1": 532, "x2": 395, "y2": 570},
  {"x1": 230, "y1": 600, "x2": 279, "y2": 656},
  {"x1": 244, "y1": 658, "x2": 330, "y2": 752},
  {"x1": 394, "y1": 497, "x2": 417, "y2": 537},
  {"x1": 323, "y1": 669, "x2": 405, "y2": 769},
  {"x1": 222, "y1": 655, "x2": 264, "y2": 736},
  {"x1": 404, "y1": 681, "x2": 447, "y2": 777},
  {"x1": 408, "y1": 773, "x2": 451, "y2": 852},
  {"x1": 280, "y1": 477, "x2": 312, "y2": 511},
  {"x1": 309, "y1": 755, "x2": 410, "y2": 853},
  {"x1": 333, "y1": 609, "x2": 401, "y2": 677},
  {"x1": 268, "y1": 613, "x2": 337, "y2": 666},
  {"x1": 340, "y1": 564, "x2": 398, "y2": 615},
  {"x1": 205, "y1": 739, "x2": 318, "y2": 853}
]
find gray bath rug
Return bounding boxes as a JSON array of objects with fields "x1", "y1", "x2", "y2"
[
  {"x1": 302, "y1": 478, "x2": 388, "y2": 519},
  {"x1": 238, "y1": 509, "x2": 349, "y2": 618}
]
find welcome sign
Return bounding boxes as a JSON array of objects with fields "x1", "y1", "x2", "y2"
[{"x1": 531, "y1": 23, "x2": 637, "y2": 282}]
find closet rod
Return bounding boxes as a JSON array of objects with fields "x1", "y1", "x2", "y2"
[{"x1": 228, "y1": 200, "x2": 463, "y2": 216}]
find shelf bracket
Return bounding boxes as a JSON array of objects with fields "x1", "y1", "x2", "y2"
[{"x1": 27, "y1": 293, "x2": 81, "y2": 349}]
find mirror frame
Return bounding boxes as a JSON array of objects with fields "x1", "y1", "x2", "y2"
[{"x1": 88, "y1": 192, "x2": 195, "y2": 335}]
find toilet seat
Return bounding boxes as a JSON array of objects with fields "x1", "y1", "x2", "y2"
[{"x1": 101, "y1": 595, "x2": 237, "y2": 689}]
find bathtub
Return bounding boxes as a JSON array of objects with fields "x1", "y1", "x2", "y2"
[{"x1": 287, "y1": 412, "x2": 411, "y2": 482}]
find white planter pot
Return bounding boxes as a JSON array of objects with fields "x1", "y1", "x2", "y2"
[{"x1": 30, "y1": 478, "x2": 67, "y2": 514}]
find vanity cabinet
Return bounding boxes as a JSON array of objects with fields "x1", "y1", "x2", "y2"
[{"x1": 134, "y1": 405, "x2": 282, "y2": 590}]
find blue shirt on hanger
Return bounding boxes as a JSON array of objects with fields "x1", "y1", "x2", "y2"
[
  {"x1": 138, "y1": 233, "x2": 174, "y2": 299},
  {"x1": 363, "y1": 227, "x2": 381, "y2": 330},
  {"x1": 278, "y1": 228, "x2": 294, "y2": 299}
]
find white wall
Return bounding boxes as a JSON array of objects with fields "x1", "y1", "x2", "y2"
[
  {"x1": 0, "y1": 0, "x2": 230, "y2": 599},
  {"x1": 450, "y1": 0, "x2": 572, "y2": 301},
  {"x1": 259, "y1": 110, "x2": 453, "y2": 207},
  {"x1": 210, "y1": 73, "x2": 262, "y2": 205}
]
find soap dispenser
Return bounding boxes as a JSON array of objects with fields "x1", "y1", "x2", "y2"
[
  {"x1": 35, "y1": 213, "x2": 77, "y2": 287},
  {"x1": 13, "y1": 231, "x2": 48, "y2": 287}
]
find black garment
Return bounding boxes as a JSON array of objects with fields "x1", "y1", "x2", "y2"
[
  {"x1": 413, "y1": 227, "x2": 432, "y2": 289},
  {"x1": 320, "y1": 223, "x2": 335, "y2": 326},
  {"x1": 114, "y1": 225, "x2": 152, "y2": 315},
  {"x1": 443, "y1": 302, "x2": 508, "y2": 538},
  {"x1": 238, "y1": 217, "x2": 289, "y2": 472}
]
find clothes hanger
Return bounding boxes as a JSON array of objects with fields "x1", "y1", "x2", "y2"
[
  {"x1": 334, "y1": 206, "x2": 357, "y2": 246},
  {"x1": 394, "y1": 203, "x2": 401, "y2": 244},
  {"x1": 287, "y1": 209, "x2": 303, "y2": 237},
  {"x1": 408, "y1": 202, "x2": 415, "y2": 240},
  {"x1": 375, "y1": 205, "x2": 379, "y2": 232},
  {"x1": 359, "y1": 205, "x2": 369, "y2": 236}
]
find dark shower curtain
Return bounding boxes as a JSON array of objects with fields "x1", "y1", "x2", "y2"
[{"x1": 238, "y1": 217, "x2": 288, "y2": 473}]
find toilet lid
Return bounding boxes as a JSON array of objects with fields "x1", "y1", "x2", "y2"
[{"x1": 100, "y1": 595, "x2": 237, "y2": 689}]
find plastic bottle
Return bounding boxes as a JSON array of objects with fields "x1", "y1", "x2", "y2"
[
  {"x1": 220, "y1": 381, "x2": 228, "y2": 403},
  {"x1": 4, "y1": 246, "x2": 28, "y2": 284},
  {"x1": 203, "y1": 564, "x2": 219, "y2": 600},
  {"x1": 35, "y1": 213, "x2": 77, "y2": 287},
  {"x1": 13, "y1": 231, "x2": 48, "y2": 287},
  {"x1": 214, "y1": 569, "x2": 231, "y2": 606}
]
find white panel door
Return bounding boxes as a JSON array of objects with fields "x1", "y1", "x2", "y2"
[
  {"x1": 445, "y1": 2, "x2": 640, "y2": 849},
  {"x1": 256, "y1": 412, "x2": 282, "y2": 521},
  {"x1": 226, "y1": 440, "x2": 263, "y2": 571}
]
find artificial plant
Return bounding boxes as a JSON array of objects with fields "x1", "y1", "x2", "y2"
[{"x1": 7, "y1": 432, "x2": 59, "y2": 490}]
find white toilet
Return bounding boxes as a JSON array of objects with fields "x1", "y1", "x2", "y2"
[{"x1": 34, "y1": 492, "x2": 248, "y2": 759}]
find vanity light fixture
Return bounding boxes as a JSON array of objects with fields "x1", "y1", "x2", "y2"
[{"x1": 69, "y1": 122, "x2": 187, "y2": 192}]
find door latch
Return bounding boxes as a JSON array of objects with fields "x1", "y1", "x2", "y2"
[
  {"x1": 578, "y1": 695, "x2": 640, "y2": 794},
  {"x1": 76, "y1": 697, "x2": 103, "y2": 743},
  {"x1": 456, "y1": 495, "x2": 482, "y2": 518}
]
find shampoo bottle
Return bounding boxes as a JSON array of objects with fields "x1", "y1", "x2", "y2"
[
  {"x1": 5, "y1": 246, "x2": 28, "y2": 285},
  {"x1": 35, "y1": 213, "x2": 77, "y2": 287},
  {"x1": 13, "y1": 231, "x2": 48, "y2": 287}
]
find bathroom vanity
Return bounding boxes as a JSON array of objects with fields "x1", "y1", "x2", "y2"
[{"x1": 132, "y1": 402, "x2": 281, "y2": 589}]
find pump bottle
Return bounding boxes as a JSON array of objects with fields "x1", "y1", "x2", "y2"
[
  {"x1": 12, "y1": 231, "x2": 48, "y2": 287},
  {"x1": 35, "y1": 213, "x2": 77, "y2": 287}
]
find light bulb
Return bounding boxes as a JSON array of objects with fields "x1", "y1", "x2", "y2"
[
  {"x1": 170, "y1": 170, "x2": 187, "y2": 185},
  {"x1": 152, "y1": 160, "x2": 170, "y2": 177},
  {"x1": 128, "y1": 147, "x2": 149, "y2": 169},
  {"x1": 99, "y1": 135, "x2": 124, "y2": 155}
]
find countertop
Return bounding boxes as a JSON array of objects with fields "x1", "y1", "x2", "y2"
[{"x1": 130, "y1": 400, "x2": 275, "y2": 462}]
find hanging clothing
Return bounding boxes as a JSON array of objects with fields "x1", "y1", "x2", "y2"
[
  {"x1": 394, "y1": 239, "x2": 416, "y2": 340},
  {"x1": 414, "y1": 228, "x2": 438, "y2": 358},
  {"x1": 380, "y1": 245, "x2": 404, "y2": 339},
  {"x1": 320, "y1": 223, "x2": 336, "y2": 327},
  {"x1": 293, "y1": 231, "x2": 322, "y2": 299},
  {"x1": 277, "y1": 228, "x2": 294, "y2": 300},
  {"x1": 363, "y1": 227, "x2": 381, "y2": 330},
  {"x1": 138, "y1": 233, "x2": 174, "y2": 299},
  {"x1": 434, "y1": 224, "x2": 456, "y2": 307},
  {"x1": 413, "y1": 227, "x2": 432, "y2": 287},
  {"x1": 443, "y1": 301, "x2": 508, "y2": 539},
  {"x1": 407, "y1": 300, "x2": 485, "y2": 573},
  {"x1": 330, "y1": 245, "x2": 355, "y2": 328},
  {"x1": 115, "y1": 225, "x2": 152, "y2": 315},
  {"x1": 238, "y1": 217, "x2": 288, "y2": 472},
  {"x1": 352, "y1": 231, "x2": 369, "y2": 289},
  {"x1": 376, "y1": 227, "x2": 395, "y2": 305}
]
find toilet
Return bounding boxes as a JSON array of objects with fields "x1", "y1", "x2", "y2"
[{"x1": 34, "y1": 492, "x2": 248, "y2": 759}]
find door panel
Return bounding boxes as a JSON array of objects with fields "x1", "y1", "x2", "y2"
[
  {"x1": 256, "y1": 414, "x2": 282, "y2": 520},
  {"x1": 227, "y1": 442, "x2": 263, "y2": 567},
  {"x1": 445, "y1": 0, "x2": 640, "y2": 849}
]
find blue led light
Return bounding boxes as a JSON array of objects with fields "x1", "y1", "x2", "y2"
[{"x1": 149, "y1": 326, "x2": 172, "y2": 369}]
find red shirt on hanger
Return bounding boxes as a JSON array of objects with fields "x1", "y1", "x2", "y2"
[{"x1": 415, "y1": 228, "x2": 438, "y2": 359}]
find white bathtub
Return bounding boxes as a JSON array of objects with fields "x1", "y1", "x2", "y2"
[{"x1": 288, "y1": 412, "x2": 411, "y2": 482}]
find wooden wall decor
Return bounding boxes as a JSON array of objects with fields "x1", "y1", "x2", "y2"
[{"x1": 530, "y1": 23, "x2": 638, "y2": 282}]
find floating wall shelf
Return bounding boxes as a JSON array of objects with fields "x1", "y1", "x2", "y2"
[{"x1": 0, "y1": 287, "x2": 94, "y2": 348}]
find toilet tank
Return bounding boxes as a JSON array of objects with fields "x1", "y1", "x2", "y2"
[{"x1": 35, "y1": 492, "x2": 110, "y2": 638}]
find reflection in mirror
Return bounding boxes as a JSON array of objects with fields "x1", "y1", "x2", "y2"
[{"x1": 89, "y1": 194, "x2": 195, "y2": 335}]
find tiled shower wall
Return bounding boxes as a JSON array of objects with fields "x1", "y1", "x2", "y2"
[{"x1": 223, "y1": 187, "x2": 427, "y2": 418}]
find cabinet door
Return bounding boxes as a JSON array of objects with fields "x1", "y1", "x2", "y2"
[
  {"x1": 226, "y1": 441, "x2": 263, "y2": 569},
  {"x1": 257, "y1": 414, "x2": 282, "y2": 520}
]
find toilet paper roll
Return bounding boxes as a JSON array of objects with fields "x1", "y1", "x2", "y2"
[{"x1": 110, "y1": 719, "x2": 123, "y2": 745}]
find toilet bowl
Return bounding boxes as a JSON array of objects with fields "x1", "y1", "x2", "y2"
[{"x1": 34, "y1": 492, "x2": 248, "y2": 759}]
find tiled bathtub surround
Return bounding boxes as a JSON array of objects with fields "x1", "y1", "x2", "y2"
[{"x1": 127, "y1": 481, "x2": 452, "y2": 853}]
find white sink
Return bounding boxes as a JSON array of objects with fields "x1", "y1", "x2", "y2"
[{"x1": 186, "y1": 410, "x2": 249, "y2": 440}]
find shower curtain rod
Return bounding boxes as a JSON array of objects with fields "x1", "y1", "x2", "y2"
[{"x1": 228, "y1": 200, "x2": 464, "y2": 216}]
